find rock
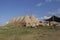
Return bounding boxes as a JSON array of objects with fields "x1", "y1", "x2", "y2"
[
  {"x1": 7, "y1": 15, "x2": 40, "y2": 27},
  {"x1": 8, "y1": 18, "x2": 17, "y2": 25}
]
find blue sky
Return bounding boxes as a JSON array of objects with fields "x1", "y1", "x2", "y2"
[{"x1": 0, "y1": 0, "x2": 60, "y2": 26}]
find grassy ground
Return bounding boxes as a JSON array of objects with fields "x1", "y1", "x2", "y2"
[{"x1": 0, "y1": 26, "x2": 60, "y2": 40}]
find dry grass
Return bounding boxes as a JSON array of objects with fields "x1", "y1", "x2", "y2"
[{"x1": 0, "y1": 26, "x2": 60, "y2": 40}]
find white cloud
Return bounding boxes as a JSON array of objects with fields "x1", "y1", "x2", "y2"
[
  {"x1": 6, "y1": 21, "x2": 9, "y2": 24},
  {"x1": 36, "y1": 3, "x2": 42, "y2": 7},
  {"x1": 0, "y1": 21, "x2": 8, "y2": 26},
  {"x1": 40, "y1": 16, "x2": 51, "y2": 19}
]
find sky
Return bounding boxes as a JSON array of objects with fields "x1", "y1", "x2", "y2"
[{"x1": 0, "y1": 0, "x2": 60, "y2": 26}]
